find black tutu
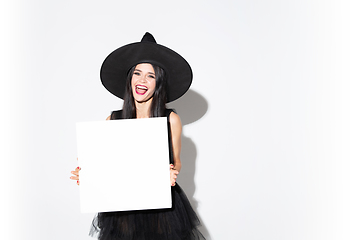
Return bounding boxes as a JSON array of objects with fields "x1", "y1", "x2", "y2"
[
  {"x1": 89, "y1": 109, "x2": 205, "y2": 239},
  {"x1": 90, "y1": 184, "x2": 204, "y2": 240}
]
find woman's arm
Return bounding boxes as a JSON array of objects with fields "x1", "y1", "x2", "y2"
[{"x1": 169, "y1": 112, "x2": 182, "y2": 186}]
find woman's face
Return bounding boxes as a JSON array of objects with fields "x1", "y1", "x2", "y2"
[{"x1": 131, "y1": 63, "x2": 156, "y2": 103}]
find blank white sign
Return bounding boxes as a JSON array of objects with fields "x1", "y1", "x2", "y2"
[{"x1": 76, "y1": 117, "x2": 171, "y2": 213}]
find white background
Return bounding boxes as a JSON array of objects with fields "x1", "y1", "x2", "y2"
[{"x1": 1, "y1": 0, "x2": 359, "y2": 239}]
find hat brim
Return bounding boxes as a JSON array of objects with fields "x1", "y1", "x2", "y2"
[{"x1": 100, "y1": 41, "x2": 192, "y2": 103}]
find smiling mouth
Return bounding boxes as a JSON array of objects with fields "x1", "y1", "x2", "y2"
[{"x1": 135, "y1": 85, "x2": 148, "y2": 95}]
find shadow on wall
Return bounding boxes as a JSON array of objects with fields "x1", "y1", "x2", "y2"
[
  {"x1": 168, "y1": 89, "x2": 211, "y2": 239},
  {"x1": 168, "y1": 89, "x2": 208, "y2": 126}
]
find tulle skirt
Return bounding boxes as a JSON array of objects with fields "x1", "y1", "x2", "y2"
[{"x1": 89, "y1": 184, "x2": 205, "y2": 240}]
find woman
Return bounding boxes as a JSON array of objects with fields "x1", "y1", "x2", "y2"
[{"x1": 70, "y1": 32, "x2": 204, "y2": 240}]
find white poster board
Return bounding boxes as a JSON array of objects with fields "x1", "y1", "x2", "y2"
[{"x1": 76, "y1": 117, "x2": 171, "y2": 213}]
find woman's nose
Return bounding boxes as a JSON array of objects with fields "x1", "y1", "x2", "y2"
[{"x1": 139, "y1": 75, "x2": 147, "y2": 82}]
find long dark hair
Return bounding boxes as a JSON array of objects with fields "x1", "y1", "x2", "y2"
[{"x1": 122, "y1": 63, "x2": 167, "y2": 119}]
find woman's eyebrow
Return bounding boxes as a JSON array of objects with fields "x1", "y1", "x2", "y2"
[{"x1": 134, "y1": 69, "x2": 155, "y2": 75}]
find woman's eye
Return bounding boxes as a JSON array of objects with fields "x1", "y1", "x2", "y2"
[
  {"x1": 149, "y1": 75, "x2": 155, "y2": 79},
  {"x1": 134, "y1": 72, "x2": 140, "y2": 76}
]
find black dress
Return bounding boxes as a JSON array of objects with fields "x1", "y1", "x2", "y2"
[{"x1": 90, "y1": 109, "x2": 205, "y2": 240}]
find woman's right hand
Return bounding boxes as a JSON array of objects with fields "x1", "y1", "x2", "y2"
[
  {"x1": 70, "y1": 166, "x2": 81, "y2": 185},
  {"x1": 170, "y1": 164, "x2": 179, "y2": 187}
]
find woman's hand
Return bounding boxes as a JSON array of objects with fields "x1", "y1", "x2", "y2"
[
  {"x1": 170, "y1": 164, "x2": 179, "y2": 186},
  {"x1": 70, "y1": 166, "x2": 81, "y2": 185}
]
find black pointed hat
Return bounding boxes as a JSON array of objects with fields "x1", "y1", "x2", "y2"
[{"x1": 100, "y1": 32, "x2": 192, "y2": 102}]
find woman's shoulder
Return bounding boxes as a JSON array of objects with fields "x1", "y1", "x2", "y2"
[
  {"x1": 167, "y1": 109, "x2": 182, "y2": 128},
  {"x1": 110, "y1": 109, "x2": 123, "y2": 120},
  {"x1": 165, "y1": 108, "x2": 178, "y2": 116}
]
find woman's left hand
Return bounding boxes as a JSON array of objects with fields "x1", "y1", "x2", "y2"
[
  {"x1": 170, "y1": 164, "x2": 179, "y2": 186},
  {"x1": 70, "y1": 166, "x2": 81, "y2": 185}
]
